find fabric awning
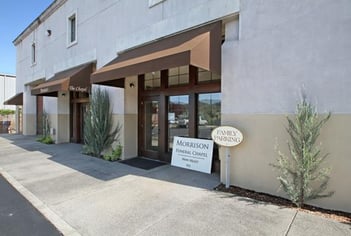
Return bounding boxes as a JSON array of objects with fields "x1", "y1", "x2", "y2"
[
  {"x1": 25, "y1": 78, "x2": 45, "y2": 87},
  {"x1": 31, "y1": 63, "x2": 94, "y2": 96},
  {"x1": 91, "y1": 21, "x2": 222, "y2": 87},
  {"x1": 3, "y1": 92, "x2": 23, "y2": 105}
]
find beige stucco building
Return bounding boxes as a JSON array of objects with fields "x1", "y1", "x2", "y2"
[{"x1": 14, "y1": 0, "x2": 351, "y2": 213}]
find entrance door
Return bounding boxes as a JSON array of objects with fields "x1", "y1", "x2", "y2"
[
  {"x1": 140, "y1": 97, "x2": 160, "y2": 159},
  {"x1": 79, "y1": 103, "x2": 88, "y2": 143},
  {"x1": 70, "y1": 91, "x2": 89, "y2": 143},
  {"x1": 36, "y1": 96, "x2": 43, "y2": 135}
]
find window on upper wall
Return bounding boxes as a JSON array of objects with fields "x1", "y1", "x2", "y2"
[
  {"x1": 31, "y1": 43, "x2": 36, "y2": 65},
  {"x1": 67, "y1": 12, "x2": 77, "y2": 47},
  {"x1": 144, "y1": 71, "x2": 161, "y2": 90},
  {"x1": 198, "y1": 68, "x2": 221, "y2": 83},
  {"x1": 168, "y1": 66, "x2": 189, "y2": 87}
]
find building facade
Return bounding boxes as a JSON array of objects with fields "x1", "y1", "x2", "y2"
[
  {"x1": 0, "y1": 73, "x2": 21, "y2": 133},
  {"x1": 0, "y1": 73, "x2": 16, "y2": 110},
  {"x1": 14, "y1": 0, "x2": 351, "y2": 212}
]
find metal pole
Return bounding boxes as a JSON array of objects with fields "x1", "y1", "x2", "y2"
[
  {"x1": 3, "y1": 75, "x2": 5, "y2": 110},
  {"x1": 226, "y1": 147, "x2": 230, "y2": 188}
]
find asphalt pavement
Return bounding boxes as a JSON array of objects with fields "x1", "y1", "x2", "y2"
[
  {"x1": 0, "y1": 134, "x2": 350, "y2": 236},
  {"x1": 0, "y1": 174, "x2": 61, "y2": 236}
]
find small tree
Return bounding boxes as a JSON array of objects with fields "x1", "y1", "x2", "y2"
[
  {"x1": 0, "y1": 109, "x2": 15, "y2": 120},
  {"x1": 83, "y1": 87, "x2": 121, "y2": 157},
  {"x1": 42, "y1": 111, "x2": 50, "y2": 137},
  {"x1": 273, "y1": 95, "x2": 334, "y2": 207},
  {"x1": 37, "y1": 111, "x2": 54, "y2": 144}
]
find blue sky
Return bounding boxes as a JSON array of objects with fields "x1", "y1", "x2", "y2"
[{"x1": 0, "y1": 0, "x2": 53, "y2": 75}]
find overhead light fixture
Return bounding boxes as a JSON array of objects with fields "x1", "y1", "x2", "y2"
[
  {"x1": 129, "y1": 82, "x2": 135, "y2": 88},
  {"x1": 46, "y1": 30, "x2": 52, "y2": 36}
]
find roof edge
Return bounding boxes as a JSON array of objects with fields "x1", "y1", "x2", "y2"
[
  {"x1": 0, "y1": 73, "x2": 16, "y2": 78},
  {"x1": 13, "y1": 0, "x2": 68, "y2": 46}
]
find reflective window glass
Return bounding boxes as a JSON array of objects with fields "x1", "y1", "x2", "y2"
[
  {"x1": 168, "y1": 95, "x2": 189, "y2": 151},
  {"x1": 198, "y1": 68, "x2": 221, "y2": 83},
  {"x1": 144, "y1": 71, "x2": 161, "y2": 90},
  {"x1": 168, "y1": 66, "x2": 189, "y2": 86},
  {"x1": 197, "y1": 93, "x2": 221, "y2": 139}
]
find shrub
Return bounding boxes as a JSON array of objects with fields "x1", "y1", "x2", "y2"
[
  {"x1": 272, "y1": 95, "x2": 334, "y2": 207},
  {"x1": 103, "y1": 143, "x2": 123, "y2": 161},
  {"x1": 0, "y1": 109, "x2": 15, "y2": 117},
  {"x1": 36, "y1": 111, "x2": 54, "y2": 144},
  {"x1": 37, "y1": 135, "x2": 54, "y2": 144},
  {"x1": 83, "y1": 87, "x2": 121, "y2": 157}
]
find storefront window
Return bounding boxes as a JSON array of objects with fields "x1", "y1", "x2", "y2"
[
  {"x1": 144, "y1": 71, "x2": 161, "y2": 90},
  {"x1": 168, "y1": 95, "x2": 189, "y2": 150},
  {"x1": 197, "y1": 93, "x2": 221, "y2": 139},
  {"x1": 168, "y1": 66, "x2": 189, "y2": 86},
  {"x1": 198, "y1": 68, "x2": 220, "y2": 83}
]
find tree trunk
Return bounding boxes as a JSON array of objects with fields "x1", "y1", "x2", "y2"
[{"x1": 299, "y1": 175, "x2": 304, "y2": 207}]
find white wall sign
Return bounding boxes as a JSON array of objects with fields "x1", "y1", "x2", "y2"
[
  {"x1": 171, "y1": 136, "x2": 214, "y2": 174},
  {"x1": 211, "y1": 126, "x2": 243, "y2": 147}
]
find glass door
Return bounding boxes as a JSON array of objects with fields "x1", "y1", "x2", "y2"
[{"x1": 141, "y1": 97, "x2": 160, "y2": 159}]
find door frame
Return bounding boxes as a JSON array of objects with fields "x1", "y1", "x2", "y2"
[
  {"x1": 36, "y1": 96, "x2": 43, "y2": 135},
  {"x1": 70, "y1": 91, "x2": 89, "y2": 143},
  {"x1": 138, "y1": 66, "x2": 221, "y2": 163},
  {"x1": 138, "y1": 96, "x2": 163, "y2": 160}
]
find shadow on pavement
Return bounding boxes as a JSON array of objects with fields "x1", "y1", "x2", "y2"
[{"x1": 0, "y1": 134, "x2": 220, "y2": 190}]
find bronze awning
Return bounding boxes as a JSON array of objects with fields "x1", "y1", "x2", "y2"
[
  {"x1": 3, "y1": 92, "x2": 23, "y2": 105},
  {"x1": 91, "y1": 21, "x2": 221, "y2": 87},
  {"x1": 31, "y1": 63, "x2": 94, "y2": 96}
]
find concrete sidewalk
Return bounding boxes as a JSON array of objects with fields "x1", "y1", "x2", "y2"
[{"x1": 0, "y1": 134, "x2": 349, "y2": 235}]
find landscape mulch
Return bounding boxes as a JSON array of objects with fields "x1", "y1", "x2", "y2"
[{"x1": 214, "y1": 184, "x2": 351, "y2": 224}]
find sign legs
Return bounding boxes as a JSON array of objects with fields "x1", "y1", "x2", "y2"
[
  {"x1": 225, "y1": 147, "x2": 230, "y2": 188},
  {"x1": 211, "y1": 126, "x2": 243, "y2": 189}
]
